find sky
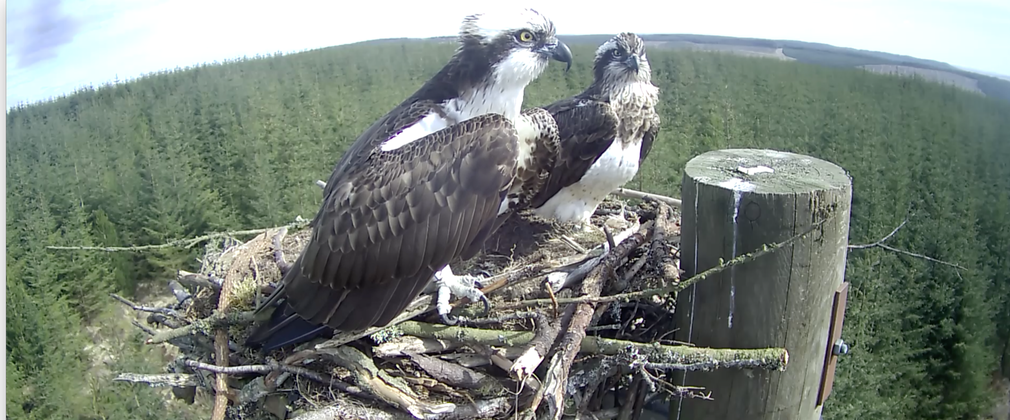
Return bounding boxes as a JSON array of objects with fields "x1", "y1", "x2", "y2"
[{"x1": 6, "y1": 0, "x2": 1010, "y2": 109}]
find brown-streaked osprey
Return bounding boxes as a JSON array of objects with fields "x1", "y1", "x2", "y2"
[
  {"x1": 246, "y1": 8, "x2": 572, "y2": 352},
  {"x1": 529, "y1": 32, "x2": 660, "y2": 230}
]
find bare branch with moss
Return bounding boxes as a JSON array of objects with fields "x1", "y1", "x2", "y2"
[{"x1": 392, "y1": 321, "x2": 787, "y2": 371}]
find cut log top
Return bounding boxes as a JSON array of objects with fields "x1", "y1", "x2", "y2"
[{"x1": 684, "y1": 149, "x2": 851, "y2": 195}]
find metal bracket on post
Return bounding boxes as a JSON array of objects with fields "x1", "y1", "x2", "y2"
[{"x1": 817, "y1": 281, "x2": 850, "y2": 405}]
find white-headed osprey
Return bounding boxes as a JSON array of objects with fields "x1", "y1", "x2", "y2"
[
  {"x1": 247, "y1": 8, "x2": 572, "y2": 352},
  {"x1": 530, "y1": 32, "x2": 660, "y2": 229}
]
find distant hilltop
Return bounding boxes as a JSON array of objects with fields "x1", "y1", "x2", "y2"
[{"x1": 359, "y1": 33, "x2": 1010, "y2": 102}]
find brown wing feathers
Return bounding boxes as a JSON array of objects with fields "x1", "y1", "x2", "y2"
[
  {"x1": 251, "y1": 114, "x2": 519, "y2": 345},
  {"x1": 530, "y1": 99, "x2": 619, "y2": 208}
]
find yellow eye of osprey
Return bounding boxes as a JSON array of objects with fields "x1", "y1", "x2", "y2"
[{"x1": 517, "y1": 30, "x2": 534, "y2": 42}]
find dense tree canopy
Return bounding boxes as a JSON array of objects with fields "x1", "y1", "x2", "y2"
[{"x1": 7, "y1": 40, "x2": 1010, "y2": 419}]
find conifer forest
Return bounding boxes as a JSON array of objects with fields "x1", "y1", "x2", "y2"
[{"x1": 6, "y1": 39, "x2": 1010, "y2": 419}]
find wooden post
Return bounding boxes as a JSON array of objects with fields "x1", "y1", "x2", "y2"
[{"x1": 671, "y1": 149, "x2": 852, "y2": 420}]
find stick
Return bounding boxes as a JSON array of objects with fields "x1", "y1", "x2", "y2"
[
  {"x1": 407, "y1": 353, "x2": 505, "y2": 394},
  {"x1": 611, "y1": 188, "x2": 682, "y2": 208},
  {"x1": 542, "y1": 225, "x2": 650, "y2": 420},
  {"x1": 183, "y1": 359, "x2": 365, "y2": 397},
  {"x1": 113, "y1": 373, "x2": 198, "y2": 387},
  {"x1": 110, "y1": 293, "x2": 186, "y2": 320},
  {"x1": 291, "y1": 397, "x2": 512, "y2": 420},
  {"x1": 272, "y1": 226, "x2": 292, "y2": 275},
  {"x1": 848, "y1": 217, "x2": 966, "y2": 270},
  {"x1": 509, "y1": 312, "x2": 561, "y2": 383},
  {"x1": 46, "y1": 218, "x2": 310, "y2": 252},
  {"x1": 211, "y1": 257, "x2": 240, "y2": 420}
]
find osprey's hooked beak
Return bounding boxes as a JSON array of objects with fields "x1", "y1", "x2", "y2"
[
  {"x1": 538, "y1": 40, "x2": 573, "y2": 72},
  {"x1": 625, "y1": 55, "x2": 640, "y2": 73}
]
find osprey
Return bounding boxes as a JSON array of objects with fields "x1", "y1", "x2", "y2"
[
  {"x1": 246, "y1": 8, "x2": 572, "y2": 352},
  {"x1": 530, "y1": 32, "x2": 660, "y2": 229}
]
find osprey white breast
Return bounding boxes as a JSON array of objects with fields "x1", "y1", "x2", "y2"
[{"x1": 533, "y1": 136, "x2": 643, "y2": 223}]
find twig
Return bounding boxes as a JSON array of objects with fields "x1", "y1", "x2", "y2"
[
  {"x1": 510, "y1": 214, "x2": 831, "y2": 308},
  {"x1": 45, "y1": 218, "x2": 310, "y2": 252},
  {"x1": 611, "y1": 188, "x2": 682, "y2": 208},
  {"x1": 183, "y1": 359, "x2": 365, "y2": 397},
  {"x1": 110, "y1": 293, "x2": 186, "y2": 320},
  {"x1": 848, "y1": 218, "x2": 907, "y2": 250},
  {"x1": 848, "y1": 217, "x2": 966, "y2": 270},
  {"x1": 872, "y1": 244, "x2": 967, "y2": 270}
]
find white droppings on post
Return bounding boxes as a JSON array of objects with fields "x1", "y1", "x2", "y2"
[
  {"x1": 718, "y1": 177, "x2": 756, "y2": 192},
  {"x1": 716, "y1": 177, "x2": 756, "y2": 329}
]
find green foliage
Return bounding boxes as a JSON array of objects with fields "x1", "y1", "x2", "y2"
[{"x1": 6, "y1": 39, "x2": 1010, "y2": 419}]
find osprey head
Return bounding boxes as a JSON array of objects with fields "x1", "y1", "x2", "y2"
[
  {"x1": 593, "y1": 32, "x2": 651, "y2": 83},
  {"x1": 458, "y1": 7, "x2": 573, "y2": 85}
]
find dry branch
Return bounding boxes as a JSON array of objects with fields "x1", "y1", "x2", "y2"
[
  {"x1": 612, "y1": 187, "x2": 682, "y2": 208},
  {"x1": 509, "y1": 312, "x2": 561, "y2": 384},
  {"x1": 542, "y1": 224, "x2": 651, "y2": 420},
  {"x1": 407, "y1": 353, "x2": 505, "y2": 393},
  {"x1": 848, "y1": 216, "x2": 967, "y2": 270},
  {"x1": 110, "y1": 293, "x2": 186, "y2": 320},
  {"x1": 113, "y1": 373, "x2": 199, "y2": 387}
]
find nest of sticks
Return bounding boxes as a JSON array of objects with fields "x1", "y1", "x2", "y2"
[{"x1": 113, "y1": 196, "x2": 789, "y2": 420}]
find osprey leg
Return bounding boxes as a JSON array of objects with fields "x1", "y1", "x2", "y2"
[{"x1": 434, "y1": 265, "x2": 490, "y2": 325}]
